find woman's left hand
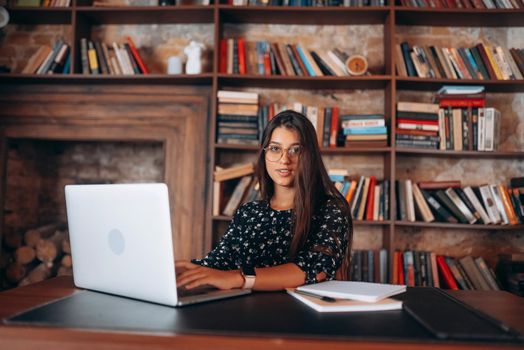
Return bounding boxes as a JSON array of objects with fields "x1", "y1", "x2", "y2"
[{"x1": 175, "y1": 260, "x2": 244, "y2": 290}]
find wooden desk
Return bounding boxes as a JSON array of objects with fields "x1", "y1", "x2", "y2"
[{"x1": 0, "y1": 276, "x2": 522, "y2": 350}]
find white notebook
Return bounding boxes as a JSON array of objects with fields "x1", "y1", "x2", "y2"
[
  {"x1": 296, "y1": 281, "x2": 406, "y2": 303},
  {"x1": 287, "y1": 289, "x2": 402, "y2": 313}
]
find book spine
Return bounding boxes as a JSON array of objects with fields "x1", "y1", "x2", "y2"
[
  {"x1": 126, "y1": 36, "x2": 149, "y2": 74},
  {"x1": 400, "y1": 42, "x2": 417, "y2": 77},
  {"x1": 436, "y1": 256, "x2": 459, "y2": 290}
]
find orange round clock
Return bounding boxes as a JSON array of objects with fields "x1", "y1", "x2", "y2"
[{"x1": 345, "y1": 55, "x2": 368, "y2": 76}]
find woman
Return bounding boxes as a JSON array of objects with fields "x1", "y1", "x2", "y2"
[{"x1": 176, "y1": 110, "x2": 353, "y2": 291}]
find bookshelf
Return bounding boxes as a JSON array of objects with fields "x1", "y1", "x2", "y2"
[{"x1": 1, "y1": 1, "x2": 523, "y2": 269}]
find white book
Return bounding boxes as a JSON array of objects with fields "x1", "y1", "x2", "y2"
[
  {"x1": 484, "y1": 107, "x2": 495, "y2": 151},
  {"x1": 327, "y1": 50, "x2": 349, "y2": 76},
  {"x1": 490, "y1": 185, "x2": 509, "y2": 225},
  {"x1": 397, "y1": 123, "x2": 439, "y2": 132},
  {"x1": 412, "y1": 182, "x2": 434, "y2": 223},
  {"x1": 292, "y1": 102, "x2": 303, "y2": 113},
  {"x1": 287, "y1": 289, "x2": 402, "y2": 313},
  {"x1": 405, "y1": 179, "x2": 416, "y2": 222},
  {"x1": 318, "y1": 51, "x2": 346, "y2": 77},
  {"x1": 306, "y1": 106, "x2": 319, "y2": 132},
  {"x1": 119, "y1": 44, "x2": 135, "y2": 75},
  {"x1": 328, "y1": 168, "x2": 349, "y2": 176},
  {"x1": 217, "y1": 90, "x2": 259, "y2": 100},
  {"x1": 463, "y1": 186, "x2": 492, "y2": 224},
  {"x1": 296, "y1": 281, "x2": 406, "y2": 303},
  {"x1": 478, "y1": 107, "x2": 485, "y2": 151},
  {"x1": 112, "y1": 42, "x2": 128, "y2": 75},
  {"x1": 479, "y1": 185, "x2": 501, "y2": 224}
]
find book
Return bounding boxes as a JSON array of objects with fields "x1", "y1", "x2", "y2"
[
  {"x1": 459, "y1": 256, "x2": 491, "y2": 291},
  {"x1": 287, "y1": 289, "x2": 402, "y2": 313},
  {"x1": 222, "y1": 176, "x2": 252, "y2": 216},
  {"x1": 214, "y1": 163, "x2": 255, "y2": 182},
  {"x1": 296, "y1": 280, "x2": 406, "y2": 303}
]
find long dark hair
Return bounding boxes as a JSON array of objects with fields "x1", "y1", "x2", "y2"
[{"x1": 255, "y1": 110, "x2": 353, "y2": 280}]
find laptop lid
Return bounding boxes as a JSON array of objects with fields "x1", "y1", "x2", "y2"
[{"x1": 65, "y1": 183, "x2": 179, "y2": 306}]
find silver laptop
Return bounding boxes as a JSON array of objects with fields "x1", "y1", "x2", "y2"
[{"x1": 64, "y1": 183, "x2": 250, "y2": 307}]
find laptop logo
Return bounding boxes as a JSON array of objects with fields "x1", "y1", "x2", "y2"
[{"x1": 108, "y1": 229, "x2": 125, "y2": 255}]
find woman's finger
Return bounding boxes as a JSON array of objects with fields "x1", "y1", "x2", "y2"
[
  {"x1": 177, "y1": 272, "x2": 208, "y2": 288},
  {"x1": 175, "y1": 260, "x2": 199, "y2": 270},
  {"x1": 177, "y1": 267, "x2": 206, "y2": 280},
  {"x1": 186, "y1": 277, "x2": 213, "y2": 290}
]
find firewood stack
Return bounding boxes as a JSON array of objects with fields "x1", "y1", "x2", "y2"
[{"x1": 1, "y1": 222, "x2": 73, "y2": 289}]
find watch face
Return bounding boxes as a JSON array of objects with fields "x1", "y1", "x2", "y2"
[
  {"x1": 242, "y1": 266, "x2": 256, "y2": 276},
  {"x1": 346, "y1": 55, "x2": 368, "y2": 76}
]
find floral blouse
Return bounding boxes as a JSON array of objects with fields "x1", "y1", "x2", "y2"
[{"x1": 192, "y1": 197, "x2": 351, "y2": 284}]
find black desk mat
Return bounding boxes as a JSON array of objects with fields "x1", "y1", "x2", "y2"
[{"x1": 4, "y1": 287, "x2": 522, "y2": 344}]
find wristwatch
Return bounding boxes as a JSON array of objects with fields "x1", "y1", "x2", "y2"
[{"x1": 241, "y1": 266, "x2": 256, "y2": 289}]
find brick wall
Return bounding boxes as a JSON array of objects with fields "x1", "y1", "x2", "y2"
[
  {"x1": 1, "y1": 17, "x2": 523, "y2": 269},
  {"x1": 3, "y1": 140, "x2": 164, "y2": 236}
]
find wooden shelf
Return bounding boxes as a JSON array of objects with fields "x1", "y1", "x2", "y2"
[
  {"x1": 218, "y1": 5, "x2": 390, "y2": 24},
  {"x1": 214, "y1": 216, "x2": 392, "y2": 225},
  {"x1": 396, "y1": 77, "x2": 524, "y2": 92},
  {"x1": 218, "y1": 74, "x2": 391, "y2": 89},
  {"x1": 214, "y1": 143, "x2": 259, "y2": 151},
  {"x1": 0, "y1": 73, "x2": 213, "y2": 85},
  {"x1": 7, "y1": 7, "x2": 72, "y2": 24},
  {"x1": 354, "y1": 220, "x2": 392, "y2": 226},
  {"x1": 395, "y1": 221, "x2": 524, "y2": 230},
  {"x1": 214, "y1": 143, "x2": 391, "y2": 154},
  {"x1": 321, "y1": 147, "x2": 391, "y2": 154},
  {"x1": 395, "y1": 148, "x2": 524, "y2": 158},
  {"x1": 75, "y1": 5, "x2": 214, "y2": 24},
  {"x1": 395, "y1": 7, "x2": 524, "y2": 27}
]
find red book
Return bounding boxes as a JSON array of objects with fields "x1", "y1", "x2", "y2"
[
  {"x1": 365, "y1": 176, "x2": 376, "y2": 221},
  {"x1": 397, "y1": 119, "x2": 439, "y2": 125},
  {"x1": 438, "y1": 99, "x2": 485, "y2": 108},
  {"x1": 398, "y1": 252, "x2": 405, "y2": 285},
  {"x1": 126, "y1": 36, "x2": 149, "y2": 74},
  {"x1": 396, "y1": 129, "x2": 438, "y2": 137},
  {"x1": 436, "y1": 255, "x2": 459, "y2": 290},
  {"x1": 237, "y1": 38, "x2": 246, "y2": 75},
  {"x1": 263, "y1": 47, "x2": 271, "y2": 76},
  {"x1": 329, "y1": 107, "x2": 339, "y2": 148},
  {"x1": 219, "y1": 39, "x2": 227, "y2": 74},
  {"x1": 392, "y1": 251, "x2": 399, "y2": 284},
  {"x1": 268, "y1": 104, "x2": 275, "y2": 121}
]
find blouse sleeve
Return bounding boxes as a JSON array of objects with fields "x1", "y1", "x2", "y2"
[
  {"x1": 191, "y1": 205, "x2": 244, "y2": 270},
  {"x1": 293, "y1": 200, "x2": 351, "y2": 284}
]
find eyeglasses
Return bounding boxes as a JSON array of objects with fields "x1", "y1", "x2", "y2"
[{"x1": 263, "y1": 144, "x2": 302, "y2": 162}]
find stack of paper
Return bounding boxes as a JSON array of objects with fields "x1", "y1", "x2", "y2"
[{"x1": 287, "y1": 281, "x2": 406, "y2": 313}]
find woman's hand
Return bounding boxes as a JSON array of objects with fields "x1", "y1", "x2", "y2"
[{"x1": 175, "y1": 260, "x2": 244, "y2": 290}]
